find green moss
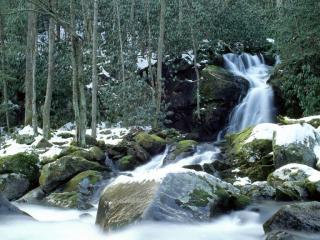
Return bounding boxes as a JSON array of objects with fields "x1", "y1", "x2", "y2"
[
  {"x1": 226, "y1": 127, "x2": 253, "y2": 153},
  {"x1": 0, "y1": 153, "x2": 39, "y2": 183},
  {"x1": 134, "y1": 132, "x2": 166, "y2": 154},
  {"x1": 64, "y1": 170, "x2": 102, "y2": 192},
  {"x1": 118, "y1": 155, "x2": 137, "y2": 171},
  {"x1": 187, "y1": 189, "x2": 211, "y2": 207},
  {"x1": 175, "y1": 140, "x2": 198, "y2": 156},
  {"x1": 57, "y1": 132, "x2": 74, "y2": 139}
]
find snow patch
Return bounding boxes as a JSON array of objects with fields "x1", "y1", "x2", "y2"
[
  {"x1": 245, "y1": 123, "x2": 279, "y2": 143},
  {"x1": 233, "y1": 177, "x2": 251, "y2": 187}
]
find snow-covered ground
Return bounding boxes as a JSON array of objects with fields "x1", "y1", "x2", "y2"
[{"x1": 0, "y1": 123, "x2": 139, "y2": 162}]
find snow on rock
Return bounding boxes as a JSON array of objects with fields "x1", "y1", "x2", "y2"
[
  {"x1": 233, "y1": 177, "x2": 251, "y2": 187},
  {"x1": 245, "y1": 123, "x2": 280, "y2": 143},
  {"x1": 270, "y1": 163, "x2": 320, "y2": 183},
  {"x1": 181, "y1": 50, "x2": 194, "y2": 64},
  {"x1": 274, "y1": 123, "x2": 320, "y2": 147}
]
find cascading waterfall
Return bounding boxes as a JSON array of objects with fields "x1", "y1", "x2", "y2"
[{"x1": 223, "y1": 53, "x2": 275, "y2": 133}]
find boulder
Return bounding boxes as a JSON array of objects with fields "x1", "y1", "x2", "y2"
[
  {"x1": 0, "y1": 193, "x2": 32, "y2": 220},
  {"x1": 17, "y1": 187, "x2": 46, "y2": 204},
  {"x1": 0, "y1": 153, "x2": 39, "y2": 186},
  {"x1": 134, "y1": 132, "x2": 166, "y2": 155},
  {"x1": 63, "y1": 170, "x2": 103, "y2": 192},
  {"x1": 265, "y1": 230, "x2": 308, "y2": 240},
  {"x1": 45, "y1": 192, "x2": 80, "y2": 209},
  {"x1": 15, "y1": 134, "x2": 35, "y2": 145},
  {"x1": 57, "y1": 146, "x2": 105, "y2": 163},
  {"x1": 163, "y1": 140, "x2": 198, "y2": 165},
  {"x1": 273, "y1": 123, "x2": 319, "y2": 169},
  {"x1": 35, "y1": 138, "x2": 53, "y2": 148},
  {"x1": 117, "y1": 155, "x2": 138, "y2": 171},
  {"x1": 39, "y1": 155, "x2": 107, "y2": 193},
  {"x1": 263, "y1": 202, "x2": 320, "y2": 233},
  {"x1": 267, "y1": 163, "x2": 320, "y2": 201},
  {"x1": 0, "y1": 173, "x2": 30, "y2": 200},
  {"x1": 240, "y1": 181, "x2": 275, "y2": 200},
  {"x1": 96, "y1": 171, "x2": 249, "y2": 230}
]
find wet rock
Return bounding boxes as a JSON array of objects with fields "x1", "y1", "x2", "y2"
[
  {"x1": 134, "y1": 132, "x2": 166, "y2": 155},
  {"x1": 267, "y1": 163, "x2": 320, "y2": 201},
  {"x1": 17, "y1": 187, "x2": 46, "y2": 204},
  {"x1": 163, "y1": 140, "x2": 198, "y2": 165},
  {"x1": 39, "y1": 155, "x2": 108, "y2": 193},
  {"x1": 0, "y1": 173, "x2": 30, "y2": 200},
  {"x1": 96, "y1": 171, "x2": 249, "y2": 230},
  {"x1": 265, "y1": 230, "x2": 305, "y2": 240},
  {"x1": 0, "y1": 193, "x2": 32, "y2": 220},
  {"x1": 263, "y1": 202, "x2": 320, "y2": 234}
]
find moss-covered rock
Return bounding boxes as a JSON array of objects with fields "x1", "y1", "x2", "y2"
[
  {"x1": 56, "y1": 146, "x2": 105, "y2": 163},
  {"x1": 45, "y1": 192, "x2": 79, "y2": 209},
  {"x1": 240, "y1": 181, "x2": 276, "y2": 200},
  {"x1": 267, "y1": 163, "x2": 320, "y2": 201},
  {"x1": 134, "y1": 132, "x2": 166, "y2": 155},
  {"x1": 57, "y1": 132, "x2": 74, "y2": 139},
  {"x1": 96, "y1": 171, "x2": 247, "y2": 231},
  {"x1": 0, "y1": 173, "x2": 30, "y2": 200},
  {"x1": 224, "y1": 126, "x2": 274, "y2": 182},
  {"x1": 15, "y1": 134, "x2": 35, "y2": 145},
  {"x1": 39, "y1": 155, "x2": 107, "y2": 193},
  {"x1": 278, "y1": 115, "x2": 320, "y2": 129},
  {"x1": 63, "y1": 170, "x2": 102, "y2": 192},
  {"x1": 0, "y1": 153, "x2": 39, "y2": 185},
  {"x1": 163, "y1": 140, "x2": 198, "y2": 165},
  {"x1": 35, "y1": 138, "x2": 53, "y2": 149},
  {"x1": 117, "y1": 155, "x2": 137, "y2": 171}
]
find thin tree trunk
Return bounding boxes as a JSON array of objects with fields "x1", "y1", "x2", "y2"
[
  {"x1": 25, "y1": 1, "x2": 37, "y2": 127},
  {"x1": 91, "y1": 0, "x2": 98, "y2": 139},
  {"x1": 43, "y1": 0, "x2": 56, "y2": 139},
  {"x1": 145, "y1": 0, "x2": 156, "y2": 128},
  {"x1": 114, "y1": 0, "x2": 125, "y2": 82},
  {"x1": 81, "y1": 0, "x2": 92, "y2": 42},
  {"x1": 0, "y1": 14, "x2": 9, "y2": 131},
  {"x1": 155, "y1": 0, "x2": 166, "y2": 128},
  {"x1": 32, "y1": 33, "x2": 38, "y2": 135},
  {"x1": 70, "y1": 0, "x2": 86, "y2": 147}
]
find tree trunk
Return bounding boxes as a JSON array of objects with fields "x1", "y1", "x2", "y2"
[
  {"x1": 32, "y1": 32, "x2": 38, "y2": 135},
  {"x1": 43, "y1": 0, "x2": 56, "y2": 139},
  {"x1": 114, "y1": 0, "x2": 125, "y2": 82},
  {"x1": 0, "y1": 14, "x2": 9, "y2": 131},
  {"x1": 25, "y1": 1, "x2": 37, "y2": 127},
  {"x1": 70, "y1": 0, "x2": 86, "y2": 147},
  {"x1": 91, "y1": 0, "x2": 98, "y2": 139},
  {"x1": 81, "y1": 0, "x2": 93, "y2": 42},
  {"x1": 144, "y1": 0, "x2": 156, "y2": 128},
  {"x1": 155, "y1": 0, "x2": 166, "y2": 128}
]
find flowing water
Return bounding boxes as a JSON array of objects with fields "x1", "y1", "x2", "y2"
[
  {"x1": 224, "y1": 53, "x2": 275, "y2": 133},
  {"x1": 0, "y1": 53, "x2": 307, "y2": 240}
]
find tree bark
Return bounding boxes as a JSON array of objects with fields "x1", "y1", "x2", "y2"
[
  {"x1": 0, "y1": 14, "x2": 9, "y2": 131},
  {"x1": 155, "y1": 0, "x2": 166, "y2": 128},
  {"x1": 70, "y1": 0, "x2": 86, "y2": 147},
  {"x1": 25, "y1": 1, "x2": 37, "y2": 127},
  {"x1": 32, "y1": 30, "x2": 38, "y2": 135},
  {"x1": 43, "y1": 0, "x2": 56, "y2": 139},
  {"x1": 114, "y1": 0, "x2": 125, "y2": 82},
  {"x1": 91, "y1": 0, "x2": 98, "y2": 139}
]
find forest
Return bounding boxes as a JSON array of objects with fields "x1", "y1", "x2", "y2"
[{"x1": 0, "y1": 1, "x2": 320, "y2": 240}]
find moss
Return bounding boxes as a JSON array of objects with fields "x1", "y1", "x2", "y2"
[
  {"x1": 226, "y1": 127, "x2": 253, "y2": 153},
  {"x1": 46, "y1": 192, "x2": 78, "y2": 208},
  {"x1": 187, "y1": 189, "x2": 211, "y2": 207},
  {"x1": 175, "y1": 140, "x2": 198, "y2": 156},
  {"x1": 134, "y1": 132, "x2": 166, "y2": 155},
  {"x1": 89, "y1": 146, "x2": 105, "y2": 162},
  {"x1": 118, "y1": 155, "x2": 137, "y2": 171},
  {"x1": 0, "y1": 153, "x2": 39, "y2": 183},
  {"x1": 57, "y1": 132, "x2": 74, "y2": 139},
  {"x1": 64, "y1": 170, "x2": 102, "y2": 192},
  {"x1": 15, "y1": 134, "x2": 35, "y2": 145}
]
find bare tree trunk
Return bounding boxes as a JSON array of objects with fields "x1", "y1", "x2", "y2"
[
  {"x1": 70, "y1": 0, "x2": 86, "y2": 147},
  {"x1": 32, "y1": 33, "x2": 38, "y2": 135},
  {"x1": 114, "y1": 0, "x2": 125, "y2": 82},
  {"x1": 144, "y1": 0, "x2": 156, "y2": 128},
  {"x1": 43, "y1": 0, "x2": 56, "y2": 139},
  {"x1": 91, "y1": 0, "x2": 98, "y2": 139},
  {"x1": 155, "y1": 0, "x2": 166, "y2": 128},
  {"x1": 0, "y1": 14, "x2": 9, "y2": 131},
  {"x1": 25, "y1": 1, "x2": 37, "y2": 127},
  {"x1": 81, "y1": 0, "x2": 92, "y2": 42}
]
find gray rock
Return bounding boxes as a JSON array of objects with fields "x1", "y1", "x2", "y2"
[
  {"x1": 263, "y1": 202, "x2": 320, "y2": 233},
  {"x1": 96, "y1": 171, "x2": 249, "y2": 230},
  {"x1": 0, "y1": 173, "x2": 30, "y2": 200},
  {"x1": 0, "y1": 193, "x2": 33, "y2": 220}
]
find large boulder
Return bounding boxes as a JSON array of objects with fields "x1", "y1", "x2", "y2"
[
  {"x1": 0, "y1": 173, "x2": 30, "y2": 200},
  {"x1": 263, "y1": 202, "x2": 320, "y2": 234},
  {"x1": 164, "y1": 64, "x2": 249, "y2": 140},
  {"x1": 0, "y1": 153, "x2": 39, "y2": 186},
  {"x1": 267, "y1": 163, "x2": 320, "y2": 200},
  {"x1": 39, "y1": 155, "x2": 107, "y2": 193},
  {"x1": 96, "y1": 171, "x2": 249, "y2": 230},
  {"x1": 0, "y1": 193, "x2": 32, "y2": 220},
  {"x1": 134, "y1": 132, "x2": 166, "y2": 155},
  {"x1": 224, "y1": 124, "x2": 276, "y2": 182},
  {"x1": 273, "y1": 123, "x2": 320, "y2": 169},
  {"x1": 163, "y1": 140, "x2": 198, "y2": 165}
]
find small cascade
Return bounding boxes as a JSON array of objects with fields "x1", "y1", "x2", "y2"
[{"x1": 223, "y1": 53, "x2": 275, "y2": 133}]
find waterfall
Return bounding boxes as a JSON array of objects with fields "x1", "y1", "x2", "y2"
[{"x1": 223, "y1": 53, "x2": 275, "y2": 133}]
